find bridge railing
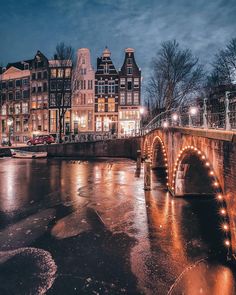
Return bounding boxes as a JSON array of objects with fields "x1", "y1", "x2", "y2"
[{"x1": 141, "y1": 91, "x2": 236, "y2": 134}]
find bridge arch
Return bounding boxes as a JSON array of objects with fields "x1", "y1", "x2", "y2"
[
  {"x1": 172, "y1": 145, "x2": 231, "y2": 253},
  {"x1": 142, "y1": 137, "x2": 151, "y2": 159}
]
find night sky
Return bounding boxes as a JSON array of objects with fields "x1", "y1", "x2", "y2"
[{"x1": 0, "y1": 0, "x2": 236, "y2": 80}]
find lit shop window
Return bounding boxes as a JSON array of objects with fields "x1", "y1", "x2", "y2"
[
  {"x1": 127, "y1": 93, "x2": 132, "y2": 105},
  {"x1": 96, "y1": 117, "x2": 102, "y2": 132},
  {"x1": 98, "y1": 98, "x2": 105, "y2": 112},
  {"x1": 104, "y1": 117, "x2": 110, "y2": 131},
  {"x1": 108, "y1": 98, "x2": 115, "y2": 112}
]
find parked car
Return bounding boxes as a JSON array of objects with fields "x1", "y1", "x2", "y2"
[{"x1": 27, "y1": 135, "x2": 55, "y2": 146}]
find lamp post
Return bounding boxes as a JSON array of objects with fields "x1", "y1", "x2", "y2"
[
  {"x1": 189, "y1": 106, "x2": 198, "y2": 127},
  {"x1": 139, "y1": 107, "x2": 145, "y2": 135},
  {"x1": 171, "y1": 113, "x2": 178, "y2": 126},
  {"x1": 7, "y1": 117, "x2": 13, "y2": 146}
]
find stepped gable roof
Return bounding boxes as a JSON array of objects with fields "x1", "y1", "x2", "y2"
[{"x1": 96, "y1": 47, "x2": 118, "y2": 76}]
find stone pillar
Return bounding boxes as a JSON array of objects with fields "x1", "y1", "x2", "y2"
[
  {"x1": 203, "y1": 98, "x2": 208, "y2": 129},
  {"x1": 144, "y1": 159, "x2": 151, "y2": 190}
]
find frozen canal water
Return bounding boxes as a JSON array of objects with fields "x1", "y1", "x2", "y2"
[{"x1": 0, "y1": 157, "x2": 235, "y2": 294}]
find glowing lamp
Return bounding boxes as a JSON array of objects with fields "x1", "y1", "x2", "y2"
[
  {"x1": 223, "y1": 224, "x2": 229, "y2": 231},
  {"x1": 163, "y1": 121, "x2": 169, "y2": 128},
  {"x1": 172, "y1": 113, "x2": 178, "y2": 121},
  {"x1": 189, "y1": 106, "x2": 198, "y2": 115},
  {"x1": 217, "y1": 194, "x2": 223, "y2": 200},
  {"x1": 220, "y1": 209, "x2": 226, "y2": 215},
  {"x1": 225, "y1": 240, "x2": 230, "y2": 247}
]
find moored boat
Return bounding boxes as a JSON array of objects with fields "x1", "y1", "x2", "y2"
[{"x1": 10, "y1": 149, "x2": 47, "y2": 159}]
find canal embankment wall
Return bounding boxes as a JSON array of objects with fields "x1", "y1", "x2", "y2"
[{"x1": 0, "y1": 137, "x2": 141, "y2": 159}]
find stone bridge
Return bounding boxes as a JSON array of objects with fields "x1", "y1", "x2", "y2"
[{"x1": 142, "y1": 127, "x2": 236, "y2": 258}]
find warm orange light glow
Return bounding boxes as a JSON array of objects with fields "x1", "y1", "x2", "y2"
[
  {"x1": 213, "y1": 181, "x2": 219, "y2": 187},
  {"x1": 205, "y1": 162, "x2": 210, "y2": 166},
  {"x1": 223, "y1": 224, "x2": 229, "y2": 231},
  {"x1": 225, "y1": 240, "x2": 230, "y2": 247},
  {"x1": 220, "y1": 209, "x2": 226, "y2": 215},
  {"x1": 201, "y1": 155, "x2": 206, "y2": 160},
  {"x1": 209, "y1": 171, "x2": 214, "y2": 175},
  {"x1": 217, "y1": 194, "x2": 223, "y2": 200},
  {"x1": 198, "y1": 151, "x2": 201, "y2": 155}
]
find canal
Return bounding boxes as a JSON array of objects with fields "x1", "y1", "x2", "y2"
[{"x1": 0, "y1": 157, "x2": 235, "y2": 295}]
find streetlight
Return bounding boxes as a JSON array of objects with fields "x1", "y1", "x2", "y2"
[
  {"x1": 171, "y1": 113, "x2": 178, "y2": 126},
  {"x1": 163, "y1": 121, "x2": 169, "y2": 128},
  {"x1": 189, "y1": 106, "x2": 198, "y2": 127},
  {"x1": 7, "y1": 117, "x2": 13, "y2": 146},
  {"x1": 139, "y1": 107, "x2": 145, "y2": 135}
]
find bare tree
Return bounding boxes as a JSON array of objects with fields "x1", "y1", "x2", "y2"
[
  {"x1": 50, "y1": 42, "x2": 74, "y2": 142},
  {"x1": 146, "y1": 40, "x2": 204, "y2": 115},
  {"x1": 210, "y1": 38, "x2": 236, "y2": 86}
]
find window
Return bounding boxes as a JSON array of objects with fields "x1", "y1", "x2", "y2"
[
  {"x1": 43, "y1": 83, "x2": 47, "y2": 92},
  {"x1": 87, "y1": 94, "x2": 93, "y2": 104},
  {"x1": 120, "y1": 92, "x2": 125, "y2": 105},
  {"x1": 15, "y1": 80, "x2": 21, "y2": 87},
  {"x1": 8, "y1": 80, "x2": 14, "y2": 88},
  {"x1": 8, "y1": 92, "x2": 14, "y2": 100},
  {"x1": 16, "y1": 121, "x2": 21, "y2": 132},
  {"x1": 134, "y1": 78, "x2": 139, "y2": 87},
  {"x1": 57, "y1": 81, "x2": 63, "y2": 90},
  {"x1": 15, "y1": 104, "x2": 21, "y2": 114},
  {"x1": 108, "y1": 98, "x2": 115, "y2": 112},
  {"x1": 64, "y1": 80, "x2": 70, "y2": 90},
  {"x1": 43, "y1": 71, "x2": 48, "y2": 79},
  {"x1": 2, "y1": 82, "x2": 6, "y2": 89},
  {"x1": 120, "y1": 78, "x2": 125, "y2": 88},
  {"x1": 50, "y1": 81, "x2": 56, "y2": 90},
  {"x1": 32, "y1": 73, "x2": 36, "y2": 80},
  {"x1": 51, "y1": 69, "x2": 57, "y2": 78},
  {"x1": 24, "y1": 63, "x2": 29, "y2": 70},
  {"x1": 23, "y1": 78, "x2": 29, "y2": 86},
  {"x1": 98, "y1": 81, "x2": 104, "y2": 94},
  {"x1": 58, "y1": 69, "x2": 64, "y2": 78},
  {"x1": 108, "y1": 81, "x2": 115, "y2": 94},
  {"x1": 134, "y1": 92, "x2": 139, "y2": 105},
  {"x1": 64, "y1": 93, "x2": 71, "y2": 107},
  {"x1": 98, "y1": 98, "x2": 105, "y2": 112},
  {"x1": 80, "y1": 68, "x2": 86, "y2": 75},
  {"x1": 127, "y1": 93, "x2": 132, "y2": 104},
  {"x1": 96, "y1": 117, "x2": 102, "y2": 132},
  {"x1": 127, "y1": 67, "x2": 132, "y2": 75},
  {"x1": 16, "y1": 91, "x2": 22, "y2": 100},
  {"x1": 80, "y1": 94, "x2": 86, "y2": 105},
  {"x1": 38, "y1": 86, "x2": 42, "y2": 93},
  {"x1": 1, "y1": 105, "x2": 6, "y2": 115},
  {"x1": 38, "y1": 97, "x2": 42, "y2": 108},
  {"x1": 127, "y1": 58, "x2": 132, "y2": 64},
  {"x1": 23, "y1": 90, "x2": 29, "y2": 98},
  {"x1": 127, "y1": 81, "x2": 132, "y2": 90},
  {"x1": 37, "y1": 72, "x2": 42, "y2": 79},
  {"x1": 23, "y1": 119, "x2": 29, "y2": 131},
  {"x1": 104, "y1": 63, "x2": 109, "y2": 74},
  {"x1": 31, "y1": 101, "x2": 36, "y2": 109},
  {"x1": 88, "y1": 80, "x2": 93, "y2": 89},
  {"x1": 50, "y1": 94, "x2": 56, "y2": 107},
  {"x1": 65, "y1": 68, "x2": 71, "y2": 77},
  {"x1": 103, "y1": 117, "x2": 110, "y2": 131},
  {"x1": 82, "y1": 58, "x2": 85, "y2": 64},
  {"x1": 22, "y1": 103, "x2": 28, "y2": 114}
]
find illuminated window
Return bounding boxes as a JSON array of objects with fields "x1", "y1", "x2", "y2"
[
  {"x1": 98, "y1": 98, "x2": 105, "y2": 112},
  {"x1": 31, "y1": 101, "x2": 37, "y2": 109},
  {"x1": 120, "y1": 78, "x2": 125, "y2": 88},
  {"x1": 22, "y1": 103, "x2": 28, "y2": 114},
  {"x1": 58, "y1": 69, "x2": 64, "y2": 78},
  {"x1": 120, "y1": 92, "x2": 125, "y2": 105},
  {"x1": 65, "y1": 68, "x2": 71, "y2": 77},
  {"x1": 134, "y1": 92, "x2": 139, "y2": 105},
  {"x1": 108, "y1": 98, "x2": 115, "y2": 112},
  {"x1": 16, "y1": 120, "x2": 21, "y2": 132},
  {"x1": 1, "y1": 105, "x2": 6, "y2": 115},
  {"x1": 87, "y1": 94, "x2": 93, "y2": 104},
  {"x1": 104, "y1": 117, "x2": 110, "y2": 131},
  {"x1": 127, "y1": 93, "x2": 132, "y2": 104},
  {"x1": 15, "y1": 104, "x2": 21, "y2": 114},
  {"x1": 134, "y1": 78, "x2": 139, "y2": 87},
  {"x1": 51, "y1": 69, "x2": 57, "y2": 78},
  {"x1": 96, "y1": 117, "x2": 102, "y2": 131}
]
